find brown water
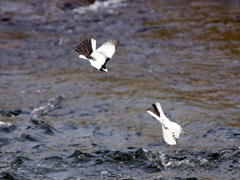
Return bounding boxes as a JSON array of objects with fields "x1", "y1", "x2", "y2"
[{"x1": 0, "y1": 0, "x2": 239, "y2": 179}]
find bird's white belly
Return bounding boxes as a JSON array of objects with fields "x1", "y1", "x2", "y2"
[{"x1": 90, "y1": 52, "x2": 106, "y2": 70}]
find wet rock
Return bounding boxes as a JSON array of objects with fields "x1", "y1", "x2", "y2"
[
  {"x1": 143, "y1": 161, "x2": 163, "y2": 171},
  {"x1": 0, "y1": 124, "x2": 16, "y2": 133},
  {"x1": 0, "y1": 17, "x2": 11, "y2": 22},
  {"x1": 0, "y1": 172, "x2": 16, "y2": 180},
  {"x1": 0, "y1": 171, "x2": 29, "y2": 180},
  {"x1": 63, "y1": 177, "x2": 81, "y2": 180},
  {"x1": 10, "y1": 156, "x2": 30, "y2": 168},
  {"x1": 95, "y1": 157, "x2": 104, "y2": 164},
  {"x1": 153, "y1": 177, "x2": 201, "y2": 180},
  {"x1": 134, "y1": 148, "x2": 149, "y2": 159},
  {"x1": 40, "y1": 156, "x2": 64, "y2": 168},
  {"x1": 30, "y1": 119, "x2": 55, "y2": 135},
  {"x1": 94, "y1": 149, "x2": 111, "y2": 154},
  {"x1": 106, "y1": 148, "x2": 149, "y2": 163},
  {"x1": 43, "y1": 156, "x2": 63, "y2": 161},
  {"x1": 20, "y1": 133, "x2": 39, "y2": 142},
  {"x1": 0, "y1": 110, "x2": 23, "y2": 117},
  {"x1": 110, "y1": 151, "x2": 133, "y2": 161},
  {"x1": 69, "y1": 150, "x2": 96, "y2": 162},
  {"x1": 206, "y1": 152, "x2": 221, "y2": 161},
  {"x1": 56, "y1": 0, "x2": 95, "y2": 11}
]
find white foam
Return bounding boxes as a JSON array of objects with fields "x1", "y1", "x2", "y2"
[
  {"x1": 0, "y1": 121, "x2": 11, "y2": 126},
  {"x1": 31, "y1": 106, "x2": 46, "y2": 114},
  {"x1": 73, "y1": 0, "x2": 124, "y2": 14}
]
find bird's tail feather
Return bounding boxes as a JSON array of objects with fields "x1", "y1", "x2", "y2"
[
  {"x1": 155, "y1": 102, "x2": 167, "y2": 119},
  {"x1": 147, "y1": 102, "x2": 170, "y2": 124},
  {"x1": 147, "y1": 103, "x2": 161, "y2": 117},
  {"x1": 147, "y1": 103, "x2": 165, "y2": 124}
]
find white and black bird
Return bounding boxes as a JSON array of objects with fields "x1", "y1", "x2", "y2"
[
  {"x1": 75, "y1": 38, "x2": 119, "y2": 72},
  {"x1": 147, "y1": 102, "x2": 184, "y2": 145}
]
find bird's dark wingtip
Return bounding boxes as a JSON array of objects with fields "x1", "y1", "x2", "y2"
[
  {"x1": 74, "y1": 38, "x2": 93, "y2": 59},
  {"x1": 147, "y1": 103, "x2": 160, "y2": 117}
]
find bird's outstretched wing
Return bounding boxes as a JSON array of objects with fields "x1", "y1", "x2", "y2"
[
  {"x1": 96, "y1": 39, "x2": 119, "y2": 59},
  {"x1": 75, "y1": 38, "x2": 93, "y2": 59}
]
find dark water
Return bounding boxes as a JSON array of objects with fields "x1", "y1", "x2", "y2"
[{"x1": 0, "y1": 0, "x2": 240, "y2": 179}]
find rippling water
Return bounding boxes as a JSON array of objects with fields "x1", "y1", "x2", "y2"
[{"x1": 0, "y1": 0, "x2": 239, "y2": 179}]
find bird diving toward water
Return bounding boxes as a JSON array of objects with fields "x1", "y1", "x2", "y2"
[
  {"x1": 75, "y1": 38, "x2": 119, "y2": 72},
  {"x1": 147, "y1": 102, "x2": 184, "y2": 145}
]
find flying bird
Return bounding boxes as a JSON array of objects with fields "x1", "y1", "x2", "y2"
[
  {"x1": 75, "y1": 38, "x2": 119, "y2": 72},
  {"x1": 147, "y1": 102, "x2": 184, "y2": 145}
]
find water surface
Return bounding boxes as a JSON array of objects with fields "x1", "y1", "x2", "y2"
[{"x1": 0, "y1": 0, "x2": 239, "y2": 179}]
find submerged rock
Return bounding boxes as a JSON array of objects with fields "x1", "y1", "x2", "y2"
[
  {"x1": 56, "y1": 0, "x2": 96, "y2": 11},
  {"x1": 0, "y1": 110, "x2": 23, "y2": 117},
  {"x1": 69, "y1": 150, "x2": 96, "y2": 162},
  {"x1": 0, "y1": 124, "x2": 16, "y2": 133},
  {"x1": 30, "y1": 119, "x2": 55, "y2": 135}
]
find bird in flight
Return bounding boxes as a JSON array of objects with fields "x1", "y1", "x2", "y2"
[
  {"x1": 147, "y1": 102, "x2": 184, "y2": 145},
  {"x1": 75, "y1": 38, "x2": 119, "y2": 72}
]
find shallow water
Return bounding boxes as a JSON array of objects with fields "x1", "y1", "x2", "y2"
[{"x1": 0, "y1": 0, "x2": 240, "y2": 179}]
